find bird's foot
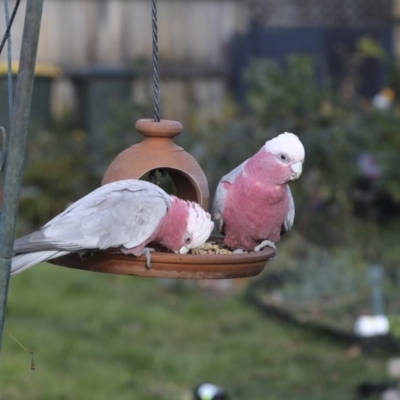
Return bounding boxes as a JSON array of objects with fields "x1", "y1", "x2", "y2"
[
  {"x1": 254, "y1": 240, "x2": 276, "y2": 254},
  {"x1": 233, "y1": 248, "x2": 247, "y2": 254},
  {"x1": 78, "y1": 250, "x2": 86, "y2": 260},
  {"x1": 78, "y1": 250, "x2": 91, "y2": 260},
  {"x1": 121, "y1": 247, "x2": 155, "y2": 269},
  {"x1": 142, "y1": 247, "x2": 155, "y2": 269}
]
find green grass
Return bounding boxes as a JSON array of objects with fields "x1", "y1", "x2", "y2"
[{"x1": 0, "y1": 263, "x2": 390, "y2": 399}]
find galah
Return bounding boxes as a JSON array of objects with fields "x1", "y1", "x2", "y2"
[
  {"x1": 212, "y1": 132, "x2": 305, "y2": 253},
  {"x1": 11, "y1": 179, "x2": 214, "y2": 275}
]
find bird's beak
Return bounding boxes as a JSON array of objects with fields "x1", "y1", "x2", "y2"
[
  {"x1": 290, "y1": 162, "x2": 302, "y2": 180},
  {"x1": 179, "y1": 247, "x2": 190, "y2": 254}
]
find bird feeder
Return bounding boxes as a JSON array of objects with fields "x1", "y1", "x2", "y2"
[
  {"x1": 51, "y1": 118, "x2": 274, "y2": 279},
  {"x1": 49, "y1": 0, "x2": 274, "y2": 279}
]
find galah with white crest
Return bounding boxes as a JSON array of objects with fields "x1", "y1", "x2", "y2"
[
  {"x1": 11, "y1": 179, "x2": 214, "y2": 275},
  {"x1": 212, "y1": 132, "x2": 305, "y2": 253}
]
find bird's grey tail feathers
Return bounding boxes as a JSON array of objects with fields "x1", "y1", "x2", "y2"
[{"x1": 11, "y1": 250, "x2": 69, "y2": 276}]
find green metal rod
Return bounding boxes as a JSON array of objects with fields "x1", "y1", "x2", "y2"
[{"x1": 0, "y1": 0, "x2": 44, "y2": 357}]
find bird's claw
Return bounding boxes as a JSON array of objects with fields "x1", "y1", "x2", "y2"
[
  {"x1": 142, "y1": 247, "x2": 155, "y2": 269},
  {"x1": 78, "y1": 250, "x2": 91, "y2": 260},
  {"x1": 120, "y1": 246, "x2": 155, "y2": 268},
  {"x1": 233, "y1": 248, "x2": 247, "y2": 254},
  {"x1": 232, "y1": 241, "x2": 276, "y2": 258},
  {"x1": 254, "y1": 240, "x2": 276, "y2": 255}
]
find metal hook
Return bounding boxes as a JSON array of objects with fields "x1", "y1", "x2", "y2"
[{"x1": 0, "y1": 126, "x2": 7, "y2": 171}]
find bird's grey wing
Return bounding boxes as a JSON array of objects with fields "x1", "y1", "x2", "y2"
[
  {"x1": 212, "y1": 181, "x2": 227, "y2": 233},
  {"x1": 281, "y1": 185, "x2": 295, "y2": 235},
  {"x1": 14, "y1": 180, "x2": 171, "y2": 253},
  {"x1": 212, "y1": 160, "x2": 247, "y2": 233},
  {"x1": 220, "y1": 160, "x2": 247, "y2": 185}
]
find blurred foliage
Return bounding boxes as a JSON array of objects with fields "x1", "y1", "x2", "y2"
[
  {"x1": 17, "y1": 124, "x2": 96, "y2": 234},
  {"x1": 99, "y1": 97, "x2": 153, "y2": 166},
  {"x1": 247, "y1": 232, "x2": 400, "y2": 344},
  {"x1": 357, "y1": 36, "x2": 389, "y2": 62},
  {"x1": 277, "y1": 246, "x2": 363, "y2": 304},
  {"x1": 389, "y1": 315, "x2": 400, "y2": 339},
  {"x1": 243, "y1": 53, "x2": 400, "y2": 202},
  {"x1": 248, "y1": 231, "x2": 369, "y2": 305}
]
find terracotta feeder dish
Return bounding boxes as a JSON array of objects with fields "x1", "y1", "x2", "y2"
[{"x1": 50, "y1": 119, "x2": 275, "y2": 279}]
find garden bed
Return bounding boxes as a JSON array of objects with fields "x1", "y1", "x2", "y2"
[{"x1": 247, "y1": 268, "x2": 400, "y2": 354}]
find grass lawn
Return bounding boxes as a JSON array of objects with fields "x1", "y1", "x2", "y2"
[{"x1": 0, "y1": 263, "x2": 392, "y2": 400}]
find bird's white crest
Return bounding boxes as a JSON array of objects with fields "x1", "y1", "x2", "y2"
[
  {"x1": 181, "y1": 202, "x2": 214, "y2": 253},
  {"x1": 264, "y1": 132, "x2": 305, "y2": 162}
]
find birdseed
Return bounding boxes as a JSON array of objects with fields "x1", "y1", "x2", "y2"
[
  {"x1": 190, "y1": 241, "x2": 233, "y2": 255},
  {"x1": 151, "y1": 241, "x2": 234, "y2": 255}
]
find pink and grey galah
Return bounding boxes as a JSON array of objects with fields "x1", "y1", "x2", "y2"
[
  {"x1": 11, "y1": 179, "x2": 214, "y2": 275},
  {"x1": 212, "y1": 132, "x2": 305, "y2": 253}
]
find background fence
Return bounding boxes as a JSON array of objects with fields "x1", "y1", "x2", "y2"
[{"x1": 0, "y1": 0, "x2": 396, "y2": 128}]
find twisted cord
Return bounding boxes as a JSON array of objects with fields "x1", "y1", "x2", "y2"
[
  {"x1": 0, "y1": 0, "x2": 20, "y2": 55},
  {"x1": 152, "y1": 0, "x2": 160, "y2": 122},
  {"x1": 4, "y1": 0, "x2": 13, "y2": 123}
]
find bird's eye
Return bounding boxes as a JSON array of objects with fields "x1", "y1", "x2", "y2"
[
  {"x1": 185, "y1": 236, "x2": 192, "y2": 244},
  {"x1": 279, "y1": 154, "x2": 288, "y2": 162}
]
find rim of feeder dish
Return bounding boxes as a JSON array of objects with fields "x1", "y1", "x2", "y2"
[{"x1": 49, "y1": 236, "x2": 275, "y2": 279}]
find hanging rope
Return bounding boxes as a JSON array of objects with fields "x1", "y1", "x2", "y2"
[
  {"x1": 4, "y1": 0, "x2": 14, "y2": 123},
  {"x1": 152, "y1": 0, "x2": 160, "y2": 122},
  {"x1": 0, "y1": 0, "x2": 20, "y2": 55}
]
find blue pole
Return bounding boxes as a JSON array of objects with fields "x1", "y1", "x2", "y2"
[{"x1": 0, "y1": 0, "x2": 44, "y2": 358}]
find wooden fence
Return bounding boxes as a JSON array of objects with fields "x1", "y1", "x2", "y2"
[
  {"x1": 0, "y1": 0, "x2": 247, "y2": 123},
  {"x1": 0, "y1": 0, "x2": 396, "y2": 125}
]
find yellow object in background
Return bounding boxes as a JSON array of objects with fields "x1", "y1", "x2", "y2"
[{"x1": 0, "y1": 61, "x2": 62, "y2": 78}]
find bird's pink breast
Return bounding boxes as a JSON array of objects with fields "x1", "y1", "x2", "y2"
[
  {"x1": 152, "y1": 197, "x2": 189, "y2": 251},
  {"x1": 222, "y1": 174, "x2": 289, "y2": 250}
]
